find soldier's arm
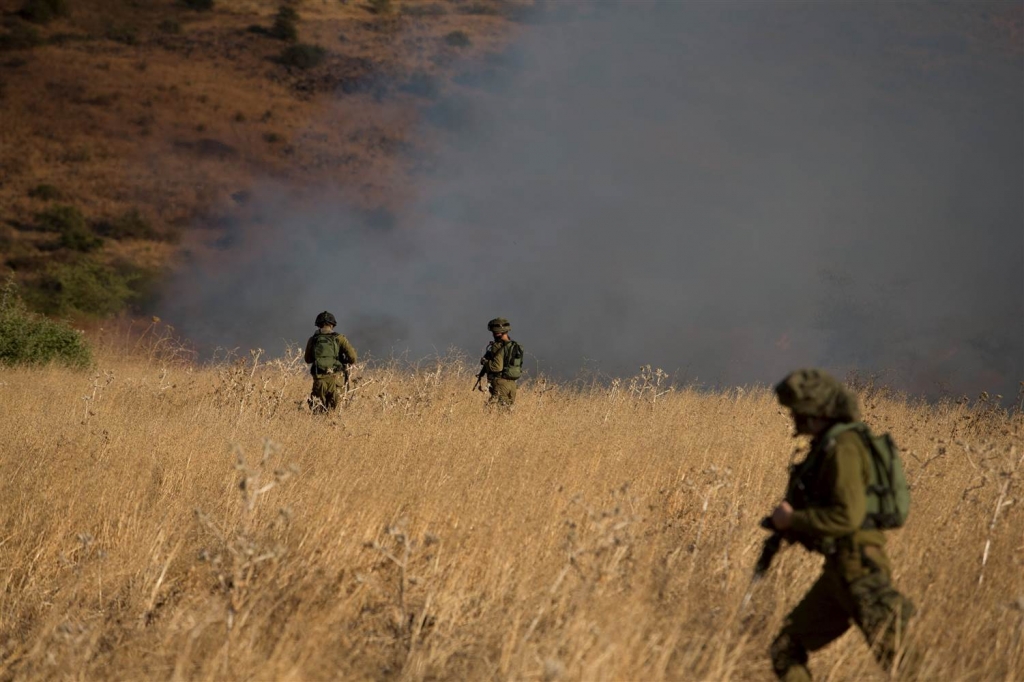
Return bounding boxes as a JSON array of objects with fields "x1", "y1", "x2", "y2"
[
  {"x1": 303, "y1": 336, "x2": 316, "y2": 365},
  {"x1": 485, "y1": 341, "x2": 505, "y2": 374},
  {"x1": 788, "y1": 433, "x2": 868, "y2": 537},
  {"x1": 337, "y1": 334, "x2": 357, "y2": 364}
]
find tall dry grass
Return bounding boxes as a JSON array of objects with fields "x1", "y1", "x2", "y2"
[{"x1": 0, "y1": 340, "x2": 1021, "y2": 681}]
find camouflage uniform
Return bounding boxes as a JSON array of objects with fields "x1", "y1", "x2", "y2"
[
  {"x1": 304, "y1": 313, "x2": 357, "y2": 412},
  {"x1": 770, "y1": 369, "x2": 916, "y2": 682},
  {"x1": 479, "y1": 317, "x2": 521, "y2": 407},
  {"x1": 481, "y1": 339, "x2": 518, "y2": 406}
]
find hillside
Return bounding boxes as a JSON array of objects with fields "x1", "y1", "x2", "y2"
[{"x1": 0, "y1": 0, "x2": 522, "y2": 316}]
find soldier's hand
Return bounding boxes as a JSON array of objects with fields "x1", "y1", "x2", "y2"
[{"x1": 771, "y1": 502, "x2": 794, "y2": 531}]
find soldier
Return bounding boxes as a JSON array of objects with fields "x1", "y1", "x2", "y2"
[
  {"x1": 475, "y1": 317, "x2": 524, "y2": 407},
  {"x1": 303, "y1": 311, "x2": 357, "y2": 412},
  {"x1": 767, "y1": 368, "x2": 915, "y2": 681}
]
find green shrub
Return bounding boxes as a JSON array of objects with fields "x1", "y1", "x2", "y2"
[
  {"x1": 402, "y1": 3, "x2": 445, "y2": 16},
  {"x1": 36, "y1": 204, "x2": 85, "y2": 233},
  {"x1": 0, "y1": 274, "x2": 92, "y2": 368},
  {"x1": 19, "y1": 0, "x2": 70, "y2": 25},
  {"x1": 159, "y1": 19, "x2": 182, "y2": 34},
  {"x1": 27, "y1": 184, "x2": 62, "y2": 201},
  {"x1": 181, "y1": 0, "x2": 213, "y2": 10},
  {"x1": 95, "y1": 209, "x2": 156, "y2": 240},
  {"x1": 458, "y1": 2, "x2": 499, "y2": 16},
  {"x1": 444, "y1": 30, "x2": 471, "y2": 48},
  {"x1": 271, "y1": 6, "x2": 298, "y2": 42},
  {"x1": 0, "y1": 21, "x2": 44, "y2": 51},
  {"x1": 105, "y1": 23, "x2": 138, "y2": 45},
  {"x1": 36, "y1": 258, "x2": 147, "y2": 317},
  {"x1": 36, "y1": 205, "x2": 103, "y2": 252},
  {"x1": 59, "y1": 228, "x2": 102, "y2": 252},
  {"x1": 279, "y1": 43, "x2": 325, "y2": 69}
]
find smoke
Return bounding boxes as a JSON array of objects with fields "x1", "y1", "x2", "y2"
[{"x1": 159, "y1": 2, "x2": 1024, "y2": 399}]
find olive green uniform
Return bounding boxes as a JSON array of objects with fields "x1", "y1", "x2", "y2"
[
  {"x1": 480, "y1": 339, "x2": 517, "y2": 406},
  {"x1": 304, "y1": 332, "x2": 357, "y2": 411},
  {"x1": 771, "y1": 427, "x2": 915, "y2": 681}
]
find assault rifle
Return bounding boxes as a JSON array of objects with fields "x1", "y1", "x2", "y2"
[
  {"x1": 473, "y1": 368, "x2": 487, "y2": 392},
  {"x1": 754, "y1": 517, "x2": 784, "y2": 579},
  {"x1": 740, "y1": 516, "x2": 784, "y2": 610}
]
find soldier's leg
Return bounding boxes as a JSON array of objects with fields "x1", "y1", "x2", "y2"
[
  {"x1": 486, "y1": 379, "x2": 503, "y2": 406},
  {"x1": 849, "y1": 546, "x2": 917, "y2": 675},
  {"x1": 771, "y1": 569, "x2": 853, "y2": 682},
  {"x1": 310, "y1": 378, "x2": 326, "y2": 413},
  {"x1": 322, "y1": 374, "x2": 341, "y2": 410},
  {"x1": 498, "y1": 378, "x2": 516, "y2": 406},
  {"x1": 489, "y1": 378, "x2": 516, "y2": 407},
  {"x1": 311, "y1": 377, "x2": 338, "y2": 413}
]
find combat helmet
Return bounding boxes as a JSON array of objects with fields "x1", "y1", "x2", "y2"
[
  {"x1": 315, "y1": 311, "x2": 337, "y2": 328},
  {"x1": 487, "y1": 317, "x2": 511, "y2": 334},
  {"x1": 774, "y1": 368, "x2": 860, "y2": 422}
]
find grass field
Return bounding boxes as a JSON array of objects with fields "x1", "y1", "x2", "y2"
[{"x1": 0, "y1": 336, "x2": 1021, "y2": 681}]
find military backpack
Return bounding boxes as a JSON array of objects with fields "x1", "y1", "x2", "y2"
[
  {"x1": 502, "y1": 340, "x2": 524, "y2": 380},
  {"x1": 312, "y1": 331, "x2": 346, "y2": 376},
  {"x1": 827, "y1": 422, "x2": 910, "y2": 530}
]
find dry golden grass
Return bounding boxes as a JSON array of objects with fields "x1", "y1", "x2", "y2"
[{"x1": 0, "y1": 340, "x2": 1022, "y2": 681}]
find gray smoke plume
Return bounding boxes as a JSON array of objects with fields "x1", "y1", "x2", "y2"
[{"x1": 159, "y1": 2, "x2": 1023, "y2": 399}]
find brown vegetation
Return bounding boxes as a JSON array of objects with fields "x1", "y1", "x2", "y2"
[
  {"x1": 0, "y1": 337, "x2": 1021, "y2": 680},
  {"x1": 0, "y1": 0, "x2": 520, "y2": 311}
]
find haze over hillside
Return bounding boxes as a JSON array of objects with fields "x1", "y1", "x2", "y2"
[{"x1": 159, "y1": 2, "x2": 1024, "y2": 400}]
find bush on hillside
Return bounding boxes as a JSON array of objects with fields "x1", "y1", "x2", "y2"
[
  {"x1": 368, "y1": 0, "x2": 392, "y2": 15},
  {"x1": 159, "y1": 19, "x2": 182, "y2": 35},
  {"x1": 271, "y1": 6, "x2": 298, "y2": 42},
  {"x1": 36, "y1": 205, "x2": 103, "y2": 252},
  {"x1": 37, "y1": 204, "x2": 85, "y2": 233},
  {"x1": 27, "y1": 184, "x2": 62, "y2": 201},
  {"x1": 444, "y1": 30, "x2": 471, "y2": 48},
  {"x1": 457, "y1": 2, "x2": 499, "y2": 16},
  {"x1": 402, "y1": 3, "x2": 445, "y2": 17},
  {"x1": 279, "y1": 43, "x2": 325, "y2": 70},
  {"x1": 34, "y1": 258, "x2": 149, "y2": 317},
  {"x1": 95, "y1": 209, "x2": 156, "y2": 240},
  {"x1": 104, "y1": 23, "x2": 138, "y2": 45},
  {"x1": 19, "y1": 0, "x2": 69, "y2": 25},
  {"x1": 181, "y1": 0, "x2": 213, "y2": 10},
  {"x1": 0, "y1": 274, "x2": 92, "y2": 368},
  {"x1": 0, "y1": 21, "x2": 44, "y2": 51}
]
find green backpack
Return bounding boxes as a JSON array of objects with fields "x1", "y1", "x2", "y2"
[
  {"x1": 828, "y1": 422, "x2": 910, "y2": 529},
  {"x1": 312, "y1": 332, "x2": 342, "y2": 376},
  {"x1": 502, "y1": 340, "x2": 524, "y2": 380}
]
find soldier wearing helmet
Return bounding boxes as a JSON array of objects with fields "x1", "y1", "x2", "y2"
[
  {"x1": 476, "y1": 317, "x2": 524, "y2": 407},
  {"x1": 766, "y1": 368, "x2": 916, "y2": 681},
  {"x1": 303, "y1": 311, "x2": 357, "y2": 412}
]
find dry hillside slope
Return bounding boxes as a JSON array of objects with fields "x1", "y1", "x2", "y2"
[{"x1": 0, "y1": 0, "x2": 520, "y2": 315}]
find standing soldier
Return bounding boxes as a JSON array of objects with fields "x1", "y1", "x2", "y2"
[
  {"x1": 304, "y1": 311, "x2": 357, "y2": 412},
  {"x1": 765, "y1": 368, "x2": 916, "y2": 681},
  {"x1": 475, "y1": 317, "x2": 524, "y2": 407}
]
